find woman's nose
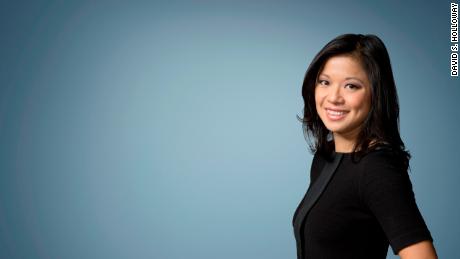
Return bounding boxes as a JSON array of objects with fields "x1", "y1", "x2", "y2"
[{"x1": 327, "y1": 85, "x2": 344, "y2": 104}]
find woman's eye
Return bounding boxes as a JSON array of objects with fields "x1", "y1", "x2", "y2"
[
  {"x1": 345, "y1": 84, "x2": 360, "y2": 89},
  {"x1": 317, "y1": 80, "x2": 328, "y2": 86}
]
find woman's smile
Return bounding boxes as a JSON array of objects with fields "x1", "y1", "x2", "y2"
[
  {"x1": 325, "y1": 108, "x2": 349, "y2": 121},
  {"x1": 314, "y1": 54, "x2": 371, "y2": 141}
]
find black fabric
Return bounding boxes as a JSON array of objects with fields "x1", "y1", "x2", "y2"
[
  {"x1": 292, "y1": 148, "x2": 433, "y2": 259},
  {"x1": 293, "y1": 152, "x2": 343, "y2": 259}
]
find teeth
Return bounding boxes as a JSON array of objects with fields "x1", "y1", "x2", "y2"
[{"x1": 327, "y1": 109, "x2": 346, "y2": 115}]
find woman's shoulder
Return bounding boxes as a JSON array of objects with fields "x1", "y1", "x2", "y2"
[
  {"x1": 359, "y1": 142, "x2": 399, "y2": 161},
  {"x1": 357, "y1": 145, "x2": 407, "y2": 178}
]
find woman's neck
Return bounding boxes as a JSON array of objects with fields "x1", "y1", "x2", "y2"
[
  {"x1": 333, "y1": 132, "x2": 358, "y2": 153},
  {"x1": 333, "y1": 131, "x2": 380, "y2": 153}
]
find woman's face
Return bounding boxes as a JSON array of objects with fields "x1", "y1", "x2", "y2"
[{"x1": 315, "y1": 55, "x2": 371, "y2": 141}]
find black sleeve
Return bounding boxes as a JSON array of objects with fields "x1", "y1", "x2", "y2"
[{"x1": 359, "y1": 151, "x2": 433, "y2": 255}]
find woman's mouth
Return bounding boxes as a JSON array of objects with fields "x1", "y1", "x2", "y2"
[{"x1": 326, "y1": 108, "x2": 348, "y2": 121}]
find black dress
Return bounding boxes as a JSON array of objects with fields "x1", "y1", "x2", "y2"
[{"x1": 292, "y1": 148, "x2": 433, "y2": 259}]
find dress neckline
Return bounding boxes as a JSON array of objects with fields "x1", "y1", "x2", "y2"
[{"x1": 333, "y1": 145, "x2": 390, "y2": 156}]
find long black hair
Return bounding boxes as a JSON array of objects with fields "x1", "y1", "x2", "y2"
[{"x1": 297, "y1": 33, "x2": 411, "y2": 171}]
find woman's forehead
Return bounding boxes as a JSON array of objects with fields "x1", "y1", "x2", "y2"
[{"x1": 318, "y1": 55, "x2": 369, "y2": 83}]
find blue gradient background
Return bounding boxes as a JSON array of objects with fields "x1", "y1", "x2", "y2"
[{"x1": 1, "y1": 0, "x2": 458, "y2": 258}]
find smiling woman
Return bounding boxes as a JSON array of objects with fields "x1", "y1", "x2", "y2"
[
  {"x1": 292, "y1": 34, "x2": 438, "y2": 259},
  {"x1": 314, "y1": 55, "x2": 372, "y2": 152}
]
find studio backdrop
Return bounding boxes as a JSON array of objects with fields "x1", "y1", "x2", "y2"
[{"x1": 0, "y1": 0, "x2": 458, "y2": 258}]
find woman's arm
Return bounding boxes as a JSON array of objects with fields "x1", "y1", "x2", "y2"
[
  {"x1": 359, "y1": 151, "x2": 436, "y2": 256},
  {"x1": 398, "y1": 240, "x2": 438, "y2": 259}
]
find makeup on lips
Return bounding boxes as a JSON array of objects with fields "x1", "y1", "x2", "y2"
[{"x1": 326, "y1": 108, "x2": 349, "y2": 121}]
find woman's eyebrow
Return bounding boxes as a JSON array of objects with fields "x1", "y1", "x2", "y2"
[
  {"x1": 345, "y1": 77, "x2": 365, "y2": 84},
  {"x1": 319, "y1": 74, "x2": 366, "y2": 84}
]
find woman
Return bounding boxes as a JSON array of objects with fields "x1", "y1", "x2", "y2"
[{"x1": 292, "y1": 34, "x2": 437, "y2": 259}]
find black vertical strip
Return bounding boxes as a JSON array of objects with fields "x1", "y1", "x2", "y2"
[
  {"x1": 292, "y1": 152, "x2": 343, "y2": 259},
  {"x1": 292, "y1": 155, "x2": 317, "y2": 227}
]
